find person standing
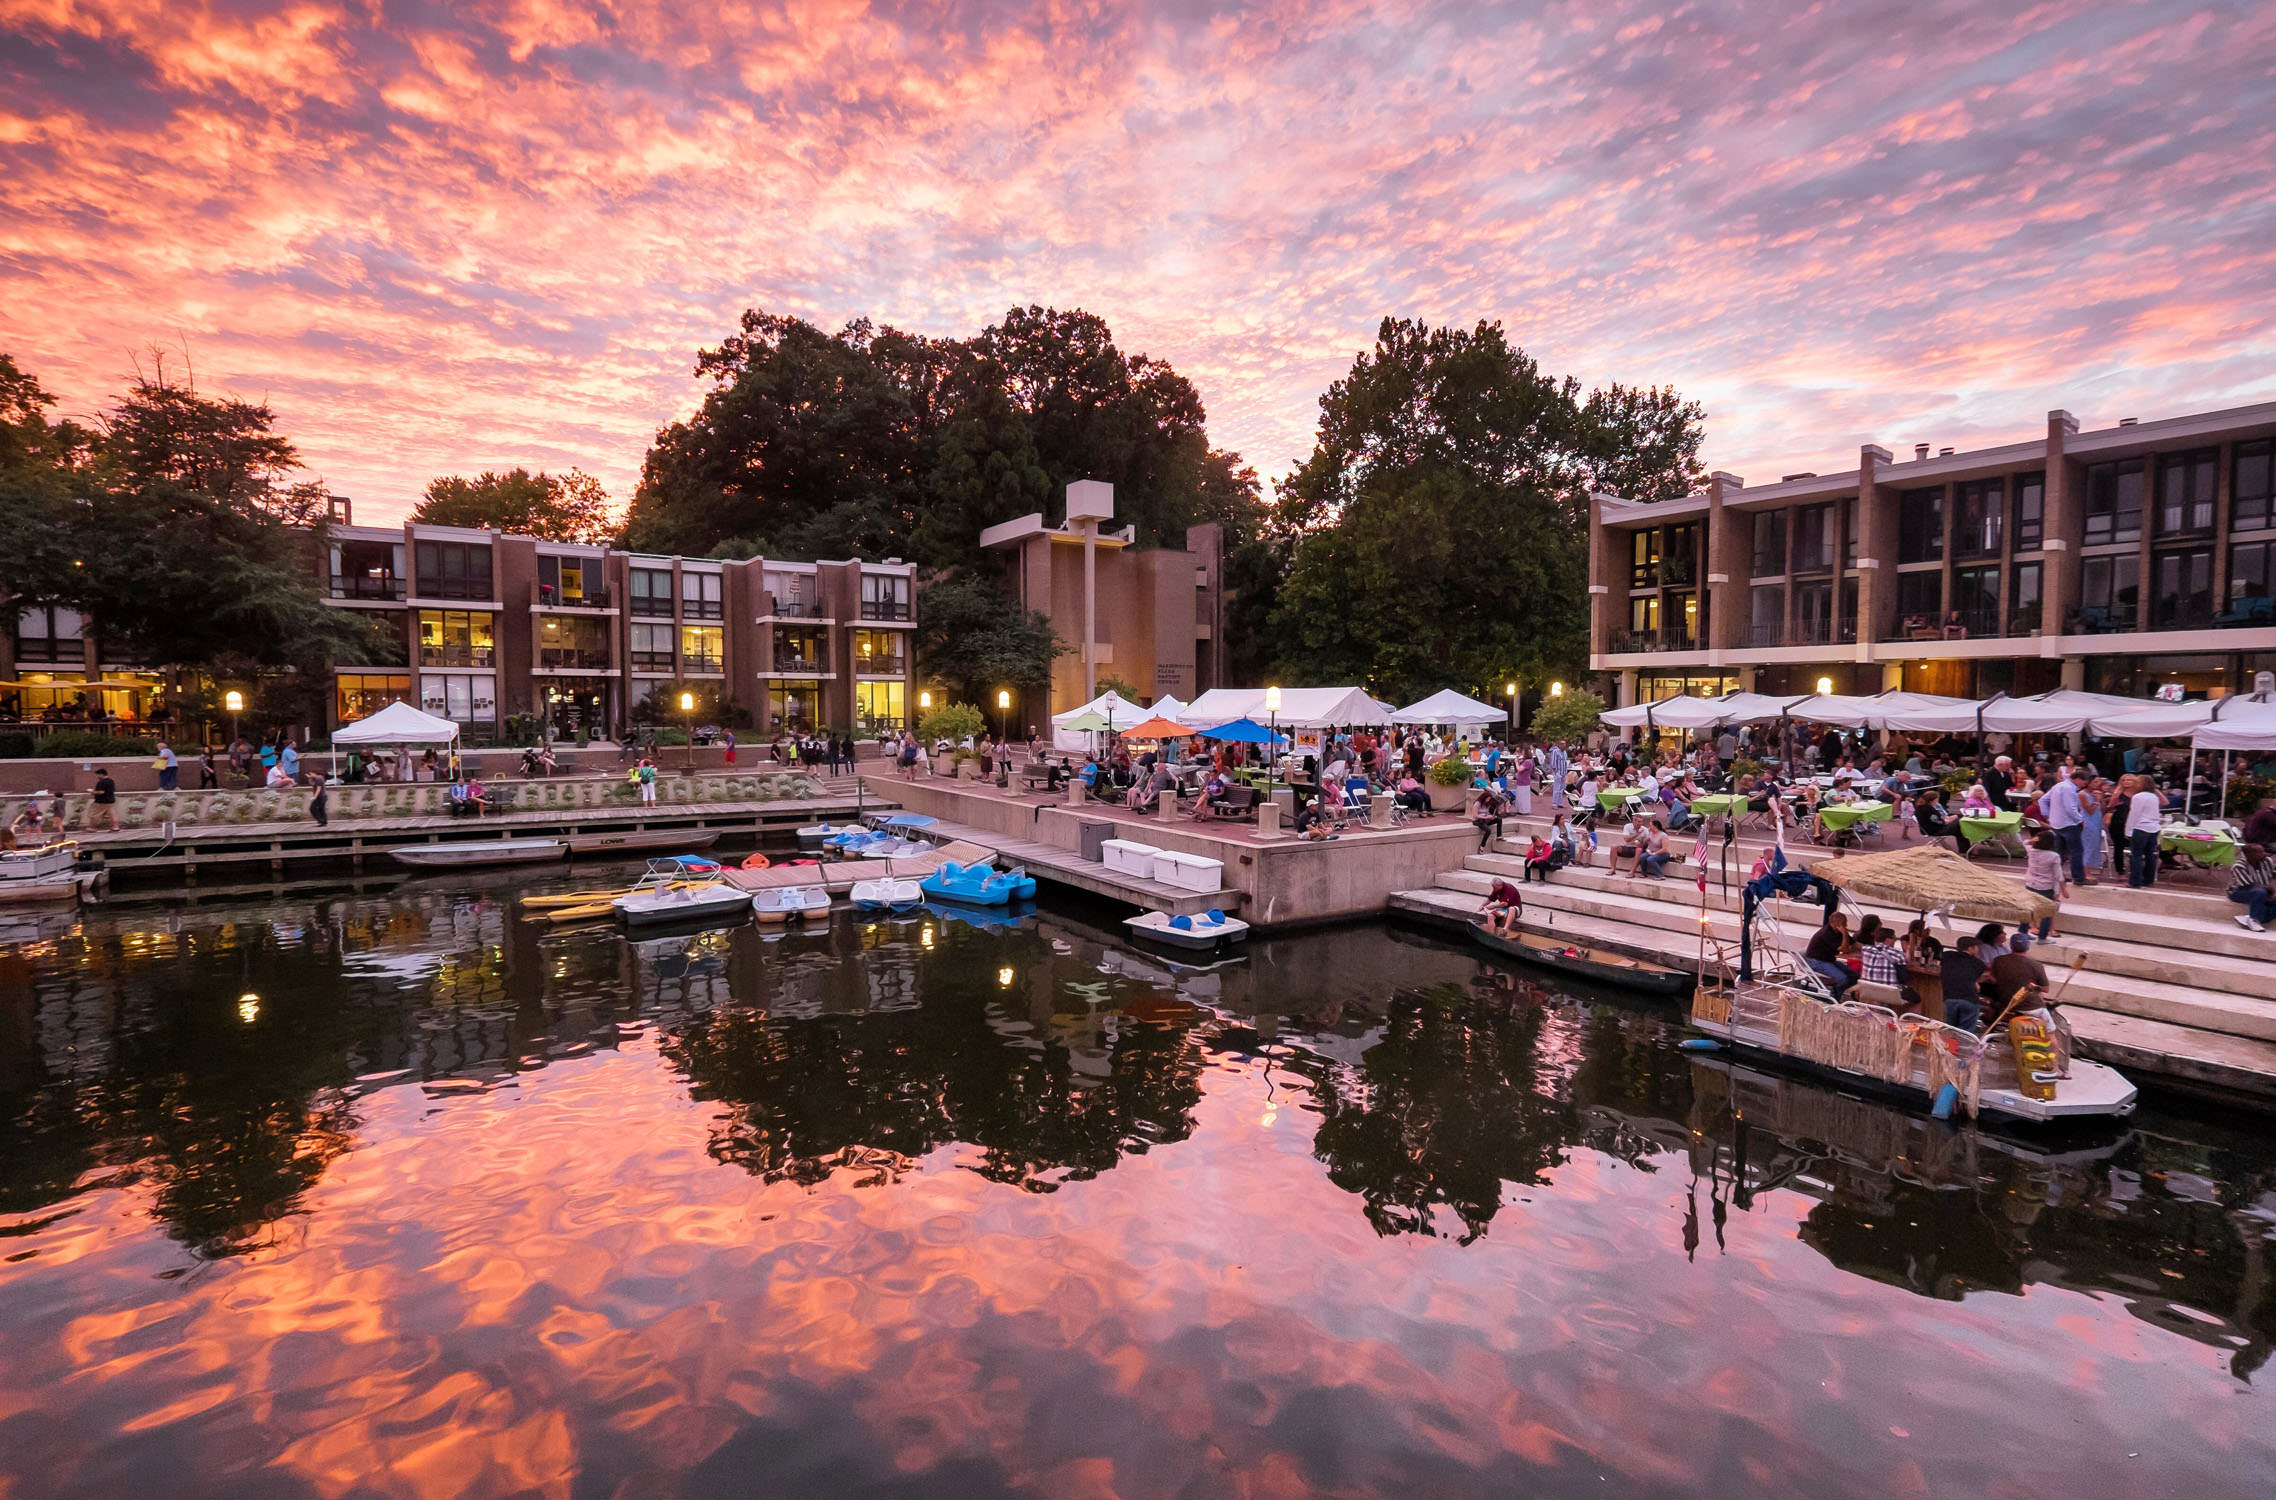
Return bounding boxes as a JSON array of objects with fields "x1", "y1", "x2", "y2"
[
  {"x1": 722, "y1": 729, "x2": 738, "y2": 766},
  {"x1": 2022, "y1": 828, "x2": 2067, "y2": 940},
  {"x1": 2227, "y1": 843, "x2": 2276, "y2": 933},
  {"x1": 309, "y1": 774, "x2": 329, "y2": 827},
  {"x1": 2041, "y1": 766, "x2": 2085, "y2": 886},
  {"x1": 2126, "y1": 775, "x2": 2163, "y2": 889},
  {"x1": 1547, "y1": 741, "x2": 1569, "y2": 811},
  {"x1": 88, "y1": 768, "x2": 118, "y2": 831},
  {"x1": 2078, "y1": 777, "x2": 2106, "y2": 882},
  {"x1": 156, "y1": 743, "x2": 180, "y2": 791},
  {"x1": 198, "y1": 746, "x2": 218, "y2": 789}
]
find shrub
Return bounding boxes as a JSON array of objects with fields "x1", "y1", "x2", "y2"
[
  {"x1": 918, "y1": 702, "x2": 986, "y2": 745},
  {"x1": 651, "y1": 726, "x2": 690, "y2": 747},
  {"x1": 1938, "y1": 767, "x2": 1977, "y2": 796},
  {"x1": 1731, "y1": 756, "x2": 1766, "y2": 782},
  {"x1": 1427, "y1": 755, "x2": 1474, "y2": 787},
  {"x1": 1528, "y1": 688, "x2": 1605, "y2": 746},
  {"x1": 4, "y1": 730, "x2": 158, "y2": 759}
]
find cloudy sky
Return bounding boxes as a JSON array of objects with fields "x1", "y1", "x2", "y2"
[{"x1": 4, "y1": 0, "x2": 2273, "y2": 520}]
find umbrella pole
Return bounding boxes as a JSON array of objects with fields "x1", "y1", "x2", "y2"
[{"x1": 2220, "y1": 749, "x2": 2231, "y2": 821}]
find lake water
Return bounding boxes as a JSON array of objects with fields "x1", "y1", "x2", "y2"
[{"x1": 2, "y1": 871, "x2": 2273, "y2": 1498}]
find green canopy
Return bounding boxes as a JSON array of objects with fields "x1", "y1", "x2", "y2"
[{"x1": 1059, "y1": 709, "x2": 1111, "y2": 732}]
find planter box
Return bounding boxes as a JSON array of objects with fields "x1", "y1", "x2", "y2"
[
  {"x1": 931, "y1": 755, "x2": 956, "y2": 776},
  {"x1": 1427, "y1": 781, "x2": 1471, "y2": 811}
]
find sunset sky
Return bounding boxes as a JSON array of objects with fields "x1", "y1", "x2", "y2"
[{"x1": 4, "y1": 0, "x2": 2273, "y2": 521}]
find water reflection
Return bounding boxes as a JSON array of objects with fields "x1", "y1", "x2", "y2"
[{"x1": 1, "y1": 880, "x2": 2273, "y2": 1497}]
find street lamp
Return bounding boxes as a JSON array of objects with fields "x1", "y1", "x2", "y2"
[
  {"x1": 1505, "y1": 679, "x2": 1518, "y2": 742},
  {"x1": 1815, "y1": 676, "x2": 1833, "y2": 696},
  {"x1": 224, "y1": 690, "x2": 243, "y2": 758},
  {"x1": 995, "y1": 689, "x2": 1012, "y2": 785},
  {"x1": 1551, "y1": 681, "x2": 1564, "y2": 697},
  {"x1": 678, "y1": 690, "x2": 696, "y2": 771},
  {"x1": 1263, "y1": 685, "x2": 1281, "y2": 805}
]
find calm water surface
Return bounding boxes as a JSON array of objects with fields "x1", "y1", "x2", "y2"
[{"x1": 2, "y1": 871, "x2": 2273, "y2": 1499}]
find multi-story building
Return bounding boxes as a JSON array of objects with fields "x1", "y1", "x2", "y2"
[
  {"x1": 1589, "y1": 403, "x2": 2276, "y2": 706},
  {"x1": 980, "y1": 480, "x2": 1230, "y2": 716},
  {"x1": 318, "y1": 503, "x2": 918, "y2": 739}
]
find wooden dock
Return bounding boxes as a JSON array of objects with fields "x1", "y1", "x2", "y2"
[{"x1": 909, "y1": 816, "x2": 1246, "y2": 917}]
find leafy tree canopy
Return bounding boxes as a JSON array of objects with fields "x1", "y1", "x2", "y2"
[
  {"x1": 413, "y1": 467, "x2": 613, "y2": 542},
  {"x1": 1260, "y1": 319, "x2": 1705, "y2": 702},
  {"x1": 0, "y1": 350, "x2": 389, "y2": 675},
  {"x1": 1528, "y1": 687, "x2": 1607, "y2": 746},
  {"x1": 913, "y1": 570, "x2": 1066, "y2": 709}
]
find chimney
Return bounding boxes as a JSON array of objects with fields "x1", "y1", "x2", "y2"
[
  {"x1": 1780, "y1": 472, "x2": 1817, "y2": 482},
  {"x1": 2118, "y1": 417, "x2": 2138, "y2": 427},
  {"x1": 1938, "y1": 447, "x2": 1954, "y2": 457},
  {"x1": 1913, "y1": 444, "x2": 1929, "y2": 461}
]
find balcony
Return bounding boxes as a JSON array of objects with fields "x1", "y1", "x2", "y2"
[
  {"x1": 630, "y1": 651, "x2": 675, "y2": 673},
  {"x1": 1606, "y1": 629, "x2": 1698, "y2": 655},
  {"x1": 764, "y1": 596, "x2": 822, "y2": 619},
  {"x1": 683, "y1": 654, "x2": 723, "y2": 674},
  {"x1": 331, "y1": 573, "x2": 406, "y2": 601},
  {"x1": 1882, "y1": 609, "x2": 2032, "y2": 643},
  {"x1": 859, "y1": 599, "x2": 912, "y2": 621},
  {"x1": 412, "y1": 575, "x2": 496, "y2": 602},
  {"x1": 531, "y1": 582, "x2": 613, "y2": 610},
  {"x1": 772, "y1": 652, "x2": 824, "y2": 673},
  {"x1": 856, "y1": 654, "x2": 908, "y2": 676},
  {"x1": 1745, "y1": 617, "x2": 1856, "y2": 649},
  {"x1": 538, "y1": 647, "x2": 610, "y2": 671},
  {"x1": 419, "y1": 646, "x2": 495, "y2": 668}
]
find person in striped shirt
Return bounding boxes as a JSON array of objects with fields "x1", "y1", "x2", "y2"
[{"x1": 2229, "y1": 843, "x2": 2276, "y2": 933}]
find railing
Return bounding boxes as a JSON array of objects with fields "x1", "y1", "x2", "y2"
[
  {"x1": 683, "y1": 654, "x2": 723, "y2": 674},
  {"x1": 855, "y1": 656, "x2": 908, "y2": 676},
  {"x1": 11, "y1": 639, "x2": 78, "y2": 663},
  {"x1": 772, "y1": 654, "x2": 823, "y2": 673},
  {"x1": 418, "y1": 646, "x2": 494, "y2": 667},
  {"x1": 1606, "y1": 629, "x2": 1698, "y2": 654},
  {"x1": 532, "y1": 583, "x2": 613, "y2": 609},
  {"x1": 629, "y1": 651, "x2": 675, "y2": 673},
  {"x1": 1745, "y1": 617, "x2": 1857, "y2": 648},
  {"x1": 331, "y1": 573, "x2": 405, "y2": 601},
  {"x1": 538, "y1": 647, "x2": 609, "y2": 670},
  {"x1": 629, "y1": 596, "x2": 675, "y2": 619},
  {"x1": 412, "y1": 575, "x2": 496, "y2": 601},
  {"x1": 681, "y1": 599, "x2": 723, "y2": 620},
  {"x1": 1882, "y1": 610, "x2": 2017, "y2": 642},
  {"x1": 859, "y1": 599, "x2": 911, "y2": 621},
  {"x1": 765, "y1": 597, "x2": 821, "y2": 618}
]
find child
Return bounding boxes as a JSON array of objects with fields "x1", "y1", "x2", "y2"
[{"x1": 2022, "y1": 826, "x2": 2067, "y2": 940}]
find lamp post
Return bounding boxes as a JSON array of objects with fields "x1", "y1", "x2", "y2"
[
  {"x1": 678, "y1": 690, "x2": 696, "y2": 772},
  {"x1": 1551, "y1": 681, "x2": 1564, "y2": 697},
  {"x1": 224, "y1": 690, "x2": 243, "y2": 765},
  {"x1": 996, "y1": 689, "x2": 1011, "y2": 785},
  {"x1": 1505, "y1": 680, "x2": 1518, "y2": 743},
  {"x1": 1264, "y1": 684, "x2": 1281, "y2": 804}
]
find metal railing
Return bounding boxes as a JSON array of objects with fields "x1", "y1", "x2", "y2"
[
  {"x1": 538, "y1": 647, "x2": 609, "y2": 670},
  {"x1": 855, "y1": 656, "x2": 907, "y2": 676},
  {"x1": 412, "y1": 575, "x2": 496, "y2": 601},
  {"x1": 418, "y1": 646, "x2": 494, "y2": 667},
  {"x1": 1745, "y1": 617, "x2": 1856, "y2": 648},
  {"x1": 1606, "y1": 629, "x2": 1698, "y2": 654},
  {"x1": 859, "y1": 599, "x2": 911, "y2": 621},
  {"x1": 765, "y1": 597, "x2": 821, "y2": 618},
  {"x1": 331, "y1": 573, "x2": 406, "y2": 601},
  {"x1": 532, "y1": 582, "x2": 612, "y2": 609},
  {"x1": 772, "y1": 653, "x2": 824, "y2": 673}
]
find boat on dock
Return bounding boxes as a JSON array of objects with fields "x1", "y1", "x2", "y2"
[
  {"x1": 1468, "y1": 918, "x2": 1695, "y2": 997},
  {"x1": 566, "y1": 828, "x2": 719, "y2": 858},
  {"x1": 1125, "y1": 908, "x2": 1249, "y2": 953},
  {"x1": 920, "y1": 861, "x2": 1037, "y2": 906},
  {"x1": 612, "y1": 857, "x2": 748, "y2": 928},
  {"x1": 392, "y1": 828, "x2": 720, "y2": 869},
  {"x1": 0, "y1": 840, "x2": 93, "y2": 904}
]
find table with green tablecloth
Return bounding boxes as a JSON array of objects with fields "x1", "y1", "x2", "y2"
[
  {"x1": 1688, "y1": 793, "x2": 1747, "y2": 822},
  {"x1": 1960, "y1": 810, "x2": 2024, "y2": 851},
  {"x1": 1597, "y1": 787, "x2": 1646, "y2": 813},
  {"x1": 2161, "y1": 827, "x2": 2239, "y2": 867},
  {"x1": 1816, "y1": 799, "x2": 1893, "y2": 832}
]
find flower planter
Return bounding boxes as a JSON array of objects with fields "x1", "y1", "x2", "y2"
[{"x1": 1428, "y1": 781, "x2": 1472, "y2": 812}]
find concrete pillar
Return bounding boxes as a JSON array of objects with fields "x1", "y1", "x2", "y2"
[
  {"x1": 1256, "y1": 802, "x2": 1283, "y2": 838},
  {"x1": 1158, "y1": 788, "x2": 1179, "y2": 824},
  {"x1": 1064, "y1": 779, "x2": 1085, "y2": 808},
  {"x1": 1618, "y1": 668, "x2": 1638, "y2": 706},
  {"x1": 1369, "y1": 795, "x2": 1392, "y2": 829},
  {"x1": 1881, "y1": 661, "x2": 1904, "y2": 691},
  {"x1": 1854, "y1": 444, "x2": 1896, "y2": 654},
  {"x1": 2060, "y1": 656, "x2": 2085, "y2": 691},
  {"x1": 1738, "y1": 665, "x2": 1759, "y2": 691},
  {"x1": 1705, "y1": 475, "x2": 1749, "y2": 654},
  {"x1": 2041, "y1": 411, "x2": 2081, "y2": 633}
]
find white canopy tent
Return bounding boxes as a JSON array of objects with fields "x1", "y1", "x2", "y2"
[
  {"x1": 2192, "y1": 698, "x2": 2276, "y2": 751},
  {"x1": 1148, "y1": 695, "x2": 1189, "y2": 723},
  {"x1": 2089, "y1": 699, "x2": 2217, "y2": 738},
  {"x1": 1880, "y1": 688, "x2": 2156, "y2": 737},
  {"x1": 1051, "y1": 690, "x2": 1147, "y2": 750},
  {"x1": 1181, "y1": 686, "x2": 1397, "y2": 730},
  {"x1": 331, "y1": 701, "x2": 461, "y2": 746},
  {"x1": 1785, "y1": 690, "x2": 1973, "y2": 730},
  {"x1": 1390, "y1": 688, "x2": 1506, "y2": 726},
  {"x1": 1599, "y1": 693, "x2": 1741, "y2": 730}
]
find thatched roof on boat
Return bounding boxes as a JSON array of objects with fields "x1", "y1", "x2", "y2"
[{"x1": 1803, "y1": 843, "x2": 2054, "y2": 923}]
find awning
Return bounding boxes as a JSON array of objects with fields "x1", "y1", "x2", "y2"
[
  {"x1": 1600, "y1": 694, "x2": 1737, "y2": 730},
  {"x1": 330, "y1": 700, "x2": 462, "y2": 745},
  {"x1": 1181, "y1": 687, "x2": 1395, "y2": 729},
  {"x1": 1786, "y1": 690, "x2": 1975, "y2": 730}
]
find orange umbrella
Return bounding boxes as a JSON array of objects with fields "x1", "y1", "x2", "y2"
[{"x1": 1119, "y1": 715, "x2": 1197, "y2": 739}]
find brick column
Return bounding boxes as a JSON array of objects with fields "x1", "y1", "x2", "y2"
[
  {"x1": 1705, "y1": 474, "x2": 1747, "y2": 654},
  {"x1": 2040, "y1": 411, "x2": 2080, "y2": 632},
  {"x1": 1853, "y1": 445, "x2": 1895, "y2": 653}
]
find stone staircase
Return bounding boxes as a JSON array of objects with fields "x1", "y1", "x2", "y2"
[{"x1": 1396, "y1": 829, "x2": 2276, "y2": 1105}]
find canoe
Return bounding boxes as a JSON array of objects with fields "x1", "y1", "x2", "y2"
[
  {"x1": 1125, "y1": 908, "x2": 1249, "y2": 952},
  {"x1": 391, "y1": 839, "x2": 565, "y2": 869},
  {"x1": 565, "y1": 828, "x2": 719, "y2": 857},
  {"x1": 1469, "y1": 918, "x2": 1695, "y2": 997}
]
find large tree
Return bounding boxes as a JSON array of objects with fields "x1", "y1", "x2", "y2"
[
  {"x1": 412, "y1": 467, "x2": 613, "y2": 541},
  {"x1": 912, "y1": 570, "x2": 1066, "y2": 710},
  {"x1": 1260, "y1": 319, "x2": 1706, "y2": 700}
]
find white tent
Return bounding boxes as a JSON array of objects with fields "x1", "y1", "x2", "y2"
[
  {"x1": 2091, "y1": 699, "x2": 2217, "y2": 738},
  {"x1": 1390, "y1": 688, "x2": 1505, "y2": 726},
  {"x1": 331, "y1": 700, "x2": 461, "y2": 745},
  {"x1": 1148, "y1": 695, "x2": 1189, "y2": 723},
  {"x1": 1181, "y1": 686, "x2": 1396, "y2": 729},
  {"x1": 2193, "y1": 698, "x2": 2276, "y2": 751},
  {"x1": 1787, "y1": 690, "x2": 1973, "y2": 730},
  {"x1": 1883, "y1": 688, "x2": 2156, "y2": 736},
  {"x1": 1051, "y1": 690, "x2": 1146, "y2": 750},
  {"x1": 1600, "y1": 694, "x2": 1737, "y2": 730},
  {"x1": 1706, "y1": 691, "x2": 1813, "y2": 724}
]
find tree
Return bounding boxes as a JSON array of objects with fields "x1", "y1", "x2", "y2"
[
  {"x1": 1529, "y1": 687, "x2": 1605, "y2": 745},
  {"x1": 412, "y1": 467, "x2": 613, "y2": 541},
  {"x1": 912, "y1": 570, "x2": 1066, "y2": 709}
]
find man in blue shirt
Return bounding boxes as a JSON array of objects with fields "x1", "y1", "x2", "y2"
[{"x1": 2041, "y1": 766, "x2": 2085, "y2": 884}]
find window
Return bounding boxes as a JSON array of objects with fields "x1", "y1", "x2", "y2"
[
  {"x1": 1794, "y1": 580, "x2": 1835, "y2": 643},
  {"x1": 1952, "y1": 565, "x2": 2000, "y2": 630},
  {"x1": 1750, "y1": 511, "x2": 1786, "y2": 576},
  {"x1": 630, "y1": 622, "x2": 674, "y2": 672},
  {"x1": 856, "y1": 679, "x2": 906, "y2": 733},
  {"x1": 1748, "y1": 584, "x2": 1784, "y2": 644},
  {"x1": 775, "y1": 628, "x2": 826, "y2": 672},
  {"x1": 860, "y1": 573, "x2": 911, "y2": 620},
  {"x1": 1790, "y1": 504, "x2": 1834, "y2": 572},
  {"x1": 2231, "y1": 542, "x2": 2272, "y2": 604},
  {"x1": 2152, "y1": 548, "x2": 2214, "y2": 628},
  {"x1": 2011, "y1": 562, "x2": 2043, "y2": 634},
  {"x1": 2012, "y1": 473, "x2": 2044, "y2": 550},
  {"x1": 1661, "y1": 522, "x2": 1698, "y2": 584},
  {"x1": 2080, "y1": 555, "x2": 2139, "y2": 627},
  {"x1": 2156, "y1": 449, "x2": 2218, "y2": 536},
  {"x1": 680, "y1": 624, "x2": 723, "y2": 672},
  {"x1": 853, "y1": 628, "x2": 905, "y2": 674},
  {"x1": 1629, "y1": 530, "x2": 1661, "y2": 589},
  {"x1": 1840, "y1": 497, "x2": 1856, "y2": 567},
  {"x1": 1628, "y1": 595, "x2": 1660, "y2": 637},
  {"x1": 2235, "y1": 440, "x2": 2274, "y2": 532},
  {"x1": 680, "y1": 570, "x2": 723, "y2": 619},
  {"x1": 537, "y1": 614, "x2": 608, "y2": 669},
  {"x1": 767, "y1": 680, "x2": 821, "y2": 729},
  {"x1": 419, "y1": 672, "x2": 496, "y2": 725},
  {"x1": 764, "y1": 570, "x2": 815, "y2": 616},
  {"x1": 1897, "y1": 488, "x2": 1944, "y2": 563},
  {"x1": 331, "y1": 539, "x2": 404, "y2": 599},
  {"x1": 1954, "y1": 479, "x2": 2003, "y2": 558},
  {"x1": 14, "y1": 605, "x2": 84, "y2": 663},
  {"x1": 412, "y1": 540, "x2": 493, "y2": 600},
  {"x1": 536, "y1": 554, "x2": 594, "y2": 604},
  {"x1": 2083, "y1": 459, "x2": 2144, "y2": 544},
  {"x1": 1667, "y1": 590, "x2": 1698, "y2": 648},
  {"x1": 416, "y1": 610, "x2": 494, "y2": 667},
  {"x1": 337, "y1": 673, "x2": 411, "y2": 722},
  {"x1": 1895, "y1": 570, "x2": 1942, "y2": 620},
  {"x1": 629, "y1": 567, "x2": 675, "y2": 617}
]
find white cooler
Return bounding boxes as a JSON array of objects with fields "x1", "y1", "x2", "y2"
[
  {"x1": 1100, "y1": 839, "x2": 1160, "y2": 879},
  {"x1": 1153, "y1": 850, "x2": 1225, "y2": 893}
]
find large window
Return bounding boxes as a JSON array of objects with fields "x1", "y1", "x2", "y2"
[
  {"x1": 629, "y1": 567, "x2": 675, "y2": 617},
  {"x1": 1661, "y1": 522, "x2": 1699, "y2": 584},
  {"x1": 1747, "y1": 584, "x2": 1784, "y2": 645},
  {"x1": 680, "y1": 624, "x2": 723, "y2": 672},
  {"x1": 680, "y1": 570, "x2": 723, "y2": 620},
  {"x1": 1628, "y1": 595, "x2": 1660, "y2": 637},
  {"x1": 337, "y1": 673, "x2": 411, "y2": 722},
  {"x1": 419, "y1": 672, "x2": 496, "y2": 725},
  {"x1": 2152, "y1": 548, "x2": 2215, "y2": 629},
  {"x1": 1954, "y1": 479, "x2": 2003, "y2": 558},
  {"x1": 1629, "y1": 530, "x2": 1661, "y2": 588},
  {"x1": 1750, "y1": 511, "x2": 1786, "y2": 576},
  {"x1": 2235, "y1": 440, "x2": 2274, "y2": 533},
  {"x1": 1897, "y1": 488, "x2": 1944, "y2": 563},
  {"x1": 1790, "y1": 504, "x2": 1834, "y2": 573},
  {"x1": 630, "y1": 621, "x2": 674, "y2": 672},
  {"x1": 537, "y1": 614, "x2": 609, "y2": 669},
  {"x1": 1895, "y1": 570, "x2": 1942, "y2": 621},
  {"x1": 1794, "y1": 580, "x2": 1836, "y2": 643},
  {"x1": 14, "y1": 605, "x2": 84, "y2": 663},
  {"x1": 1667, "y1": 590, "x2": 1698, "y2": 648},
  {"x1": 2011, "y1": 561, "x2": 2043, "y2": 634},
  {"x1": 2083, "y1": 459, "x2": 2144, "y2": 544},
  {"x1": 775, "y1": 628, "x2": 827, "y2": 672},
  {"x1": 764, "y1": 570, "x2": 816, "y2": 617},
  {"x1": 860, "y1": 573, "x2": 912, "y2": 621},
  {"x1": 1840, "y1": 497, "x2": 1857, "y2": 567},
  {"x1": 416, "y1": 609, "x2": 494, "y2": 667},
  {"x1": 853, "y1": 628, "x2": 905, "y2": 674},
  {"x1": 2080, "y1": 554, "x2": 2140, "y2": 628},
  {"x1": 2156, "y1": 449, "x2": 2218, "y2": 537},
  {"x1": 413, "y1": 540, "x2": 493, "y2": 600},
  {"x1": 856, "y1": 679, "x2": 906, "y2": 733},
  {"x1": 1952, "y1": 565, "x2": 2000, "y2": 632},
  {"x1": 536, "y1": 554, "x2": 599, "y2": 605},
  {"x1": 767, "y1": 680, "x2": 821, "y2": 729},
  {"x1": 2012, "y1": 473, "x2": 2044, "y2": 550},
  {"x1": 2229, "y1": 542, "x2": 2271, "y2": 604}
]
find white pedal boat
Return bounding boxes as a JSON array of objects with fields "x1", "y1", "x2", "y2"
[
  {"x1": 850, "y1": 878, "x2": 925, "y2": 912},
  {"x1": 753, "y1": 883, "x2": 831, "y2": 921},
  {"x1": 1125, "y1": 907, "x2": 1249, "y2": 952}
]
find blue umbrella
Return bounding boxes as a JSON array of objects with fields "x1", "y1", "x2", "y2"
[
  {"x1": 882, "y1": 812, "x2": 937, "y2": 829},
  {"x1": 1199, "y1": 717, "x2": 1288, "y2": 745}
]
